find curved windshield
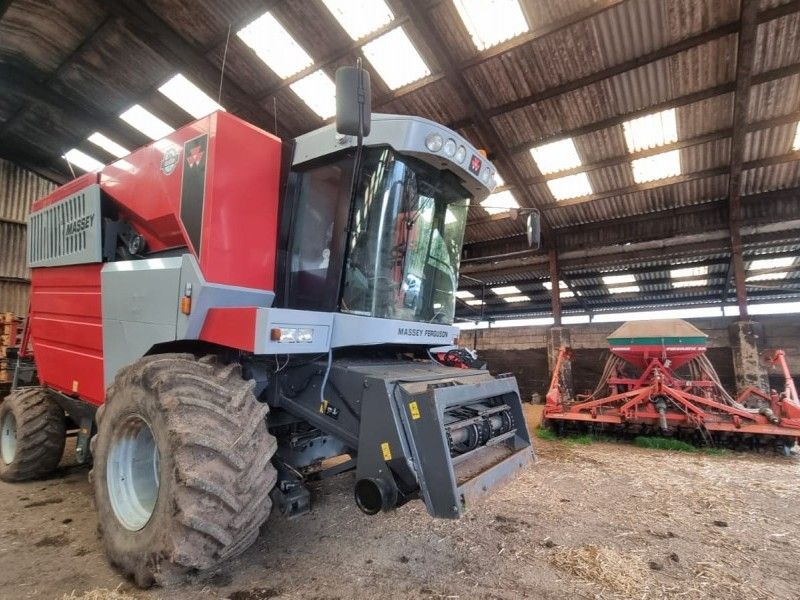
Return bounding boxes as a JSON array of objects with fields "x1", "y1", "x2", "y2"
[{"x1": 341, "y1": 148, "x2": 470, "y2": 324}]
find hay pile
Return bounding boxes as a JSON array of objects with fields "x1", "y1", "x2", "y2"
[
  {"x1": 548, "y1": 544, "x2": 651, "y2": 597},
  {"x1": 62, "y1": 585, "x2": 148, "y2": 600}
]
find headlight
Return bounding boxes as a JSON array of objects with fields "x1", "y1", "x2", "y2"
[
  {"x1": 425, "y1": 133, "x2": 443, "y2": 152},
  {"x1": 455, "y1": 145, "x2": 466, "y2": 163},
  {"x1": 270, "y1": 327, "x2": 314, "y2": 343},
  {"x1": 443, "y1": 138, "x2": 456, "y2": 157}
]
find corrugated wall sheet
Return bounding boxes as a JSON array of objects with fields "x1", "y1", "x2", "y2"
[{"x1": 0, "y1": 158, "x2": 55, "y2": 315}]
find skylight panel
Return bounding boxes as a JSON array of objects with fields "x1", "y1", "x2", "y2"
[
  {"x1": 793, "y1": 122, "x2": 800, "y2": 151},
  {"x1": 237, "y1": 12, "x2": 313, "y2": 79},
  {"x1": 453, "y1": 0, "x2": 529, "y2": 51},
  {"x1": 87, "y1": 132, "x2": 129, "y2": 158},
  {"x1": 64, "y1": 148, "x2": 104, "y2": 172},
  {"x1": 602, "y1": 274, "x2": 636, "y2": 285},
  {"x1": 492, "y1": 286, "x2": 521, "y2": 295},
  {"x1": 494, "y1": 172, "x2": 505, "y2": 186},
  {"x1": 503, "y1": 295, "x2": 530, "y2": 303},
  {"x1": 158, "y1": 74, "x2": 223, "y2": 119},
  {"x1": 321, "y1": 0, "x2": 394, "y2": 40},
  {"x1": 119, "y1": 105, "x2": 174, "y2": 140},
  {"x1": 746, "y1": 272, "x2": 789, "y2": 282},
  {"x1": 748, "y1": 257, "x2": 794, "y2": 270},
  {"x1": 290, "y1": 70, "x2": 336, "y2": 119},
  {"x1": 631, "y1": 150, "x2": 681, "y2": 183},
  {"x1": 673, "y1": 280, "x2": 707, "y2": 288},
  {"x1": 530, "y1": 138, "x2": 582, "y2": 175},
  {"x1": 623, "y1": 108, "x2": 678, "y2": 152},
  {"x1": 546, "y1": 173, "x2": 593, "y2": 201},
  {"x1": 480, "y1": 190, "x2": 518, "y2": 215},
  {"x1": 542, "y1": 280, "x2": 568, "y2": 290},
  {"x1": 466, "y1": 299, "x2": 484, "y2": 306},
  {"x1": 607, "y1": 285, "x2": 641, "y2": 294},
  {"x1": 560, "y1": 290, "x2": 575, "y2": 298},
  {"x1": 670, "y1": 265, "x2": 708, "y2": 279},
  {"x1": 362, "y1": 27, "x2": 430, "y2": 90},
  {"x1": 455, "y1": 290, "x2": 475, "y2": 299}
]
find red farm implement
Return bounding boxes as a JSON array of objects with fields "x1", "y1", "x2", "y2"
[{"x1": 544, "y1": 320, "x2": 800, "y2": 452}]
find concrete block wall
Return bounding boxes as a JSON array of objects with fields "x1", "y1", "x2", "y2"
[{"x1": 473, "y1": 314, "x2": 800, "y2": 399}]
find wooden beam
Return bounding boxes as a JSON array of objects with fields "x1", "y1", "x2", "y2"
[
  {"x1": 548, "y1": 248, "x2": 561, "y2": 325},
  {"x1": 727, "y1": 0, "x2": 761, "y2": 319}
]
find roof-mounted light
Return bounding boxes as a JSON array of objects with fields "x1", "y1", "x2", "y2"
[
  {"x1": 455, "y1": 145, "x2": 466, "y2": 163},
  {"x1": 443, "y1": 138, "x2": 456, "y2": 157},
  {"x1": 425, "y1": 133, "x2": 443, "y2": 152}
]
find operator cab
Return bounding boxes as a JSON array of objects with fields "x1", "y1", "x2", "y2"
[{"x1": 277, "y1": 114, "x2": 498, "y2": 326}]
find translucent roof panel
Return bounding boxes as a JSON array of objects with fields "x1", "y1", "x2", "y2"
[
  {"x1": 237, "y1": 12, "x2": 313, "y2": 79},
  {"x1": 321, "y1": 0, "x2": 394, "y2": 40},
  {"x1": 547, "y1": 173, "x2": 593, "y2": 200},
  {"x1": 631, "y1": 150, "x2": 681, "y2": 183},
  {"x1": 623, "y1": 108, "x2": 678, "y2": 152},
  {"x1": 453, "y1": 0, "x2": 529, "y2": 51},
  {"x1": 158, "y1": 74, "x2": 223, "y2": 119},
  {"x1": 529, "y1": 138, "x2": 582, "y2": 175},
  {"x1": 362, "y1": 27, "x2": 431, "y2": 90}
]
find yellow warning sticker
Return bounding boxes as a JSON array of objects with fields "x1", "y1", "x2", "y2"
[
  {"x1": 319, "y1": 399, "x2": 328, "y2": 413},
  {"x1": 72, "y1": 380, "x2": 79, "y2": 393},
  {"x1": 380, "y1": 442, "x2": 392, "y2": 461},
  {"x1": 408, "y1": 401, "x2": 421, "y2": 420}
]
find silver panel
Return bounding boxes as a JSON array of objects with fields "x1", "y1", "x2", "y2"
[
  {"x1": 101, "y1": 258, "x2": 183, "y2": 388},
  {"x1": 252, "y1": 309, "x2": 458, "y2": 354},
  {"x1": 27, "y1": 184, "x2": 102, "y2": 267},
  {"x1": 331, "y1": 313, "x2": 458, "y2": 348},
  {"x1": 177, "y1": 254, "x2": 275, "y2": 339},
  {"x1": 292, "y1": 114, "x2": 496, "y2": 201}
]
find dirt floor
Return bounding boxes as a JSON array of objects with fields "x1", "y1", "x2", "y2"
[{"x1": 1, "y1": 404, "x2": 799, "y2": 600}]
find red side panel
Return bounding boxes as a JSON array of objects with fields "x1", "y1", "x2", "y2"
[
  {"x1": 29, "y1": 264, "x2": 104, "y2": 406},
  {"x1": 99, "y1": 111, "x2": 282, "y2": 290},
  {"x1": 199, "y1": 307, "x2": 257, "y2": 352}
]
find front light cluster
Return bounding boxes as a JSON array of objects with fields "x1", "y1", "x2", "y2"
[
  {"x1": 425, "y1": 132, "x2": 467, "y2": 165},
  {"x1": 270, "y1": 327, "x2": 314, "y2": 343}
]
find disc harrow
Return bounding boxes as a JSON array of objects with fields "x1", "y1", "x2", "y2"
[{"x1": 543, "y1": 320, "x2": 800, "y2": 453}]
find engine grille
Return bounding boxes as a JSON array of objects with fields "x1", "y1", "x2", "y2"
[{"x1": 27, "y1": 184, "x2": 102, "y2": 268}]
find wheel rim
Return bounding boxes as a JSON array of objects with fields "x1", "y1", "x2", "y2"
[
  {"x1": 1, "y1": 412, "x2": 16, "y2": 464},
  {"x1": 106, "y1": 415, "x2": 160, "y2": 531}
]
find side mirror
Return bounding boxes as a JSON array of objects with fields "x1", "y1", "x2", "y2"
[
  {"x1": 526, "y1": 210, "x2": 541, "y2": 250},
  {"x1": 335, "y1": 65, "x2": 371, "y2": 137}
]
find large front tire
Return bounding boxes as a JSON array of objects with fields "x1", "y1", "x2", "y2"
[
  {"x1": 92, "y1": 354, "x2": 277, "y2": 587},
  {"x1": 0, "y1": 387, "x2": 66, "y2": 482}
]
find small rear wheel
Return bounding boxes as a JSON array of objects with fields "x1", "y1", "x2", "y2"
[
  {"x1": 0, "y1": 387, "x2": 66, "y2": 482},
  {"x1": 91, "y1": 354, "x2": 277, "y2": 587}
]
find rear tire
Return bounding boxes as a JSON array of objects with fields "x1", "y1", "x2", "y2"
[
  {"x1": 0, "y1": 387, "x2": 66, "y2": 482},
  {"x1": 91, "y1": 354, "x2": 278, "y2": 587}
]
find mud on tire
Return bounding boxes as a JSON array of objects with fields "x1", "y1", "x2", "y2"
[
  {"x1": 0, "y1": 387, "x2": 66, "y2": 482},
  {"x1": 92, "y1": 353, "x2": 278, "y2": 587}
]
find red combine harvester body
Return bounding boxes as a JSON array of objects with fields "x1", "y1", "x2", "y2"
[
  {"x1": 544, "y1": 319, "x2": 800, "y2": 451},
  {"x1": 28, "y1": 113, "x2": 282, "y2": 406},
  {"x1": 1, "y1": 90, "x2": 534, "y2": 588}
]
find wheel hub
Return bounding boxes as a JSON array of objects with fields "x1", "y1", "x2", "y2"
[
  {"x1": 106, "y1": 415, "x2": 160, "y2": 531},
  {"x1": 1, "y1": 412, "x2": 16, "y2": 464}
]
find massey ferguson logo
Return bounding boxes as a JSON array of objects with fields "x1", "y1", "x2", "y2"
[
  {"x1": 186, "y1": 145, "x2": 205, "y2": 167},
  {"x1": 64, "y1": 214, "x2": 94, "y2": 236}
]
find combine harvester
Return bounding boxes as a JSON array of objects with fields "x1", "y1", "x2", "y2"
[
  {"x1": 0, "y1": 65, "x2": 534, "y2": 587},
  {"x1": 544, "y1": 319, "x2": 800, "y2": 452}
]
